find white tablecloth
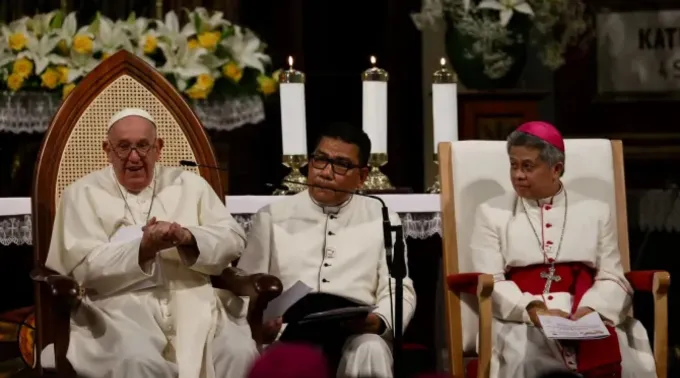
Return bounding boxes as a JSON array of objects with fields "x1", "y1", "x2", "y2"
[{"x1": 0, "y1": 195, "x2": 441, "y2": 246}]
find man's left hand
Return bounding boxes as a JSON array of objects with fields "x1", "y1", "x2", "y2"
[{"x1": 344, "y1": 313, "x2": 385, "y2": 335}]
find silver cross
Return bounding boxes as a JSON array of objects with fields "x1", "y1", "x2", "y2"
[{"x1": 540, "y1": 265, "x2": 562, "y2": 294}]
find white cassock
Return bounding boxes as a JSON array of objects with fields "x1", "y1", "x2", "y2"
[
  {"x1": 237, "y1": 191, "x2": 417, "y2": 378},
  {"x1": 471, "y1": 188, "x2": 657, "y2": 378},
  {"x1": 44, "y1": 165, "x2": 258, "y2": 378}
]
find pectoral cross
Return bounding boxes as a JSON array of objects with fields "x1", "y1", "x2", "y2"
[{"x1": 540, "y1": 264, "x2": 561, "y2": 294}]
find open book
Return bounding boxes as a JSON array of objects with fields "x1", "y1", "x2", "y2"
[{"x1": 538, "y1": 312, "x2": 611, "y2": 340}]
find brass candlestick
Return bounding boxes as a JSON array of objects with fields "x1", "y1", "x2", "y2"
[
  {"x1": 273, "y1": 154, "x2": 308, "y2": 195},
  {"x1": 362, "y1": 153, "x2": 393, "y2": 191},
  {"x1": 427, "y1": 154, "x2": 441, "y2": 194},
  {"x1": 362, "y1": 56, "x2": 393, "y2": 191}
]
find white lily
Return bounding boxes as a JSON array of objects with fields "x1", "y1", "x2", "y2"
[
  {"x1": 1, "y1": 17, "x2": 30, "y2": 52},
  {"x1": 54, "y1": 12, "x2": 91, "y2": 48},
  {"x1": 121, "y1": 16, "x2": 151, "y2": 42},
  {"x1": 0, "y1": 38, "x2": 14, "y2": 77},
  {"x1": 18, "y1": 33, "x2": 67, "y2": 74},
  {"x1": 478, "y1": 0, "x2": 534, "y2": 27},
  {"x1": 221, "y1": 26, "x2": 270, "y2": 73},
  {"x1": 65, "y1": 49, "x2": 100, "y2": 83},
  {"x1": 158, "y1": 38, "x2": 210, "y2": 91},
  {"x1": 189, "y1": 7, "x2": 230, "y2": 34},
  {"x1": 155, "y1": 10, "x2": 196, "y2": 50},
  {"x1": 92, "y1": 15, "x2": 132, "y2": 56},
  {"x1": 27, "y1": 11, "x2": 59, "y2": 38}
]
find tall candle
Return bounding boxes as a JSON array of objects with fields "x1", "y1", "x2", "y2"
[
  {"x1": 362, "y1": 56, "x2": 388, "y2": 154},
  {"x1": 432, "y1": 57, "x2": 458, "y2": 150},
  {"x1": 279, "y1": 56, "x2": 307, "y2": 155}
]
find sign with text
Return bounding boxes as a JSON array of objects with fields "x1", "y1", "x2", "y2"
[{"x1": 597, "y1": 10, "x2": 680, "y2": 93}]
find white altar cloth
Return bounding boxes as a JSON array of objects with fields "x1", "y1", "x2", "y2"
[{"x1": 0, "y1": 195, "x2": 441, "y2": 246}]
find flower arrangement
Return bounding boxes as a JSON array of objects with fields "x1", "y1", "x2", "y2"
[
  {"x1": 412, "y1": 0, "x2": 591, "y2": 79},
  {"x1": 0, "y1": 8, "x2": 279, "y2": 100}
]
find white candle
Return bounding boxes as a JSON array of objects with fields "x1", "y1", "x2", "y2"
[
  {"x1": 279, "y1": 56, "x2": 307, "y2": 155},
  {"x1": 432, "y1": 58, "x2": 458, "y2": 149},
  {"x1": 362, "y1": 56, "x2": 388, "y2": 154}
]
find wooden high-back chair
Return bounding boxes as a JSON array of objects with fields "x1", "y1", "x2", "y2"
[
  {"x1": 30, "y1": 50, "x2": 283, "y2": 376},
  {"x1": 438, "y1": 139, "x2": 670, "y2": 378}
]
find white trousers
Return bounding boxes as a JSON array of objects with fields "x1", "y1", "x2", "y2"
[{"x1": 337, "y1": 334, "x2": 394, "y2": 378}]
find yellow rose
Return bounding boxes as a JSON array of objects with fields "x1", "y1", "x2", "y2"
[
  {"x1": 222, "y1": 62, "x2": 243, "y2": 83},
  {"x1": 188, "y1": 38, "x2": 199, "y2": 50},
  {"x1": 195, "y1": 73, "x2": 215, "y2": 90},
  {"x1": 9, "y1": 33, "x2": 27, "y2": 51},
  {"x1": 143, "y1": 35, "x2": 157, "y2": 54},
  {"x1": 56, "y1": 66, "x2": 69, "y2": 84},
  {"x1": 197, "y1": 31, "x2": 221, "y2": 51},
  {"x1": 257, "y1": 74, "x2": 277, "y2": 96},
  {"x1": 12, "y1": 58, "x2": 33, "y2": 78},
  {"x1": 40, "y1": 68, "x2": 60, "y2": 89},
  {"x1": 185, "y1": 85, "x2": 210, "y2": 100},
  {"x1": 62, "y1": 83, "x2": 76, "y2": 99},
  {"x1": 272, "y1": 69, "x2": 282, "y2": 83},
  {"x1": 7, "y1": 73, "x2": 24, "y2": 91},
  {"x1": 72, "y1": 35, "x2": 93, "y2": 54}
]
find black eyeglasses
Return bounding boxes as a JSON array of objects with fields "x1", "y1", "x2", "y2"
[
  {"x1": 109, "y1": 139, "x2": 156, "y2": 159},
  {"x1": 310, "y1": 154, "x2": 360, "y2": 176}
]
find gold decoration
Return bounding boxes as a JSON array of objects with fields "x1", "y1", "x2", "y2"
[
  {"x1": 362, "y1": 56, "x2": 388, "y2": 82},
  {"x1": 279, "y1": 56, "x2": 305, "y2": 83},
  {"x1": 427, "y1": 153, "x2": 441, "y2": 194},
  {"x1": 433, "y1": 57, "x2": 457, "y2": 84},
  {"x1": 362, "y1": 153, "x2": 394, "y2": 191},
  {"x1": 274, "y1": 154, "x2": 308, "y2": 195}
]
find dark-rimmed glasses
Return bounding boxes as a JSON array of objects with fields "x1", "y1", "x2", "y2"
[
  {"x1": 310, "y1": 154, "x2": 360, "y2": 176},
  {"x1": 108, "y1": 139, "x2": 156, "y2": 159}
]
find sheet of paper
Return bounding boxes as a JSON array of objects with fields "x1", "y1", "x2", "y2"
[
  {"x1": 263, "y1": 280, "x2": 313, "y2": 323},
  {"x1": 538, "y1": 312, "x2": 611, "y2": 340},
  {"x1": 302, "y1": 305, "x2": 377, "y2": 321}
]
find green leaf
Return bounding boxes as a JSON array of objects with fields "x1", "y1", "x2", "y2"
[
  {"x1": 50, "y1": 11, "x2": 65, "y2": 29},
  {"x1": 127, "y1": 12, "x2": 136, "y2": 23},
  {"x1": 88, "y1": 12, "x2": 101, "y2": 34}
]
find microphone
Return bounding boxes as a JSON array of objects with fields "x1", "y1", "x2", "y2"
[{"x1": 179, "y1": 160, "x2": 229, "y2": 171}]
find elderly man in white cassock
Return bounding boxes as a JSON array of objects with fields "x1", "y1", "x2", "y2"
[
  {"x1": 237, "y1": 122, "x2": 417, "y2": 378},
  {"x1": 44, "y1": 108, "x2": 258, "y2": 378},
  {"x1": 471, "y1": 121, "x2": 657, "y2": 378}
]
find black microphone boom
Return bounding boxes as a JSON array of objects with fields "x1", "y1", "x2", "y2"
[{"x1": 179, "y1": 160, "x2": 228, "y2": 171}]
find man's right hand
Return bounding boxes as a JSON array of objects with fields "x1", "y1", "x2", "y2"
[
  {"x1": 526, "y1": 301, "x2": 569, "y2": 328},
  {"x1": 262, "y1": 317, "x2": 283, "y2": 344}
]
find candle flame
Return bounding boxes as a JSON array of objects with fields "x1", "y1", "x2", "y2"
[
  {"x1": 370, "y1": 55, "x2": 376, "y2": 66},
  {"x1": 288, "y1": 56, "x2": 294, "y2": 68},
  {"x1": 440, "y1": 57, "x2": 446, "y2": 67}
]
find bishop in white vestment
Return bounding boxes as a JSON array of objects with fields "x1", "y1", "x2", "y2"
[
  {"x1": 238, "y1": 123, "x2": 417, "y2": 378},
  {"x1": 44, "y1": 108, "x2": 258, "y2": 378},
  {"x1": 471, "y1": 122, "x2": 657, "y2": 378}
]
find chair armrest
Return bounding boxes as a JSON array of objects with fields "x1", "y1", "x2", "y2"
[
  {"x1": 446, "y1": 272, "x2": 494, "y2": 297},
  {"x1": 625, "y1": 270, "x2": 671, "y2": 293},
  {"x1": 625, "y1": 270, "x2": 671, "y2": 378},
  {"x1": 30, "y1": 266, "x2": 82, "y2": 306},
  {"x1": 211, "y1": 267, "x2": 283, "y2": 345}
]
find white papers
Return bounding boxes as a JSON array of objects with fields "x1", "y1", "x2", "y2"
[
  {"x1": 301, "y1": 305, "x2": 377, "y2": 322},
  {"x1": 263, "y1": 280, "x2": 313, "y2": 323},
  {"x1": 539, "y1": 312, "x2": 611, "y2": 340}
]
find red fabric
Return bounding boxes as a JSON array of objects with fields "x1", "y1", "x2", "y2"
[
  {"x1": 516, "y1": 121, "x2": 565, "y2": 152},
  {"x1": 466, "y1": 358, "x2": 478, "y2": 378},
  {"x1": 624, "y1": 270, "x2": 660, "y2": 292},
  {"x1": 446, "y1": 272, "x2": 483, "y2": 295},
  {"x1": 247, "y1": 343, "x2": 329, "y2": 378},
  {"x1": 507, "y1": 263, "x2": 622, "y2": 378}
]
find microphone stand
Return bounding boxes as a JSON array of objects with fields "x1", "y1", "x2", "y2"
[{"x1": 181, "y1": 161, "x2": 408, "y2": 378}]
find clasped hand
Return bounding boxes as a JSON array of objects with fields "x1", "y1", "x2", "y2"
[{"x1": 139, "y1": 217, "x2": 191, "y2": 263}]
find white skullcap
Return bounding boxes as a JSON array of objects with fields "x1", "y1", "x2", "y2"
[{"x1": 107, "y1": 108, "x2": 156, "y2": 131}]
